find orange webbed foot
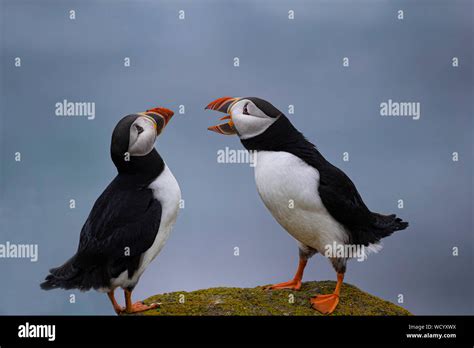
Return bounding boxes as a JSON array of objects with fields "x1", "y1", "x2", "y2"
[
  {"x1": 310, "y1": 293, "x2": 340, "y2": 315},
  {"x1": 264, "y1": 279, "x2": 302, "y2": 291},
  {"x1": 124, "y1": 302, "x2": 159, "y2": 314}
]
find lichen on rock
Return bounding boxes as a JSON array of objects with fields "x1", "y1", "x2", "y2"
[{"x1": 129, "y1": 281, "x2": 411, "y2": 316}]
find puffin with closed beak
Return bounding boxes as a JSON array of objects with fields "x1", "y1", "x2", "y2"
[
  {"x1": 205, "y1": 96, "x2": 408, "y2": 314},
  {"x1": 41, "y1": 106, "x2": 181, "y2": 315}
]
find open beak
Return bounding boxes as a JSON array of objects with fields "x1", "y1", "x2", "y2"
[
  {"x1": 143, "y1": 107, "x2": 174, "y2": 133},
  {"x1": 205, "y1": 97, "x2": 240, "y2": 135}
]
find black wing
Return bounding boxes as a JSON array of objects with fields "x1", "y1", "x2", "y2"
[
  {"x1": 76, "y1": 176, "x2": 162, "y2": 280},
  {"x1": 288, "y1": 141, "x2": 407, "y2": 246},
  {"x1": 41, "y1": 176, "x2": 162, "y2": 291},
  {"x1": 78, "y1": 178, "x2": 162, "y2": 260},
  {"x1": 317, "y1": 159, "x2": 408, "y2": 245},
  {"x1": 317, "y1": 161, "x2": 374, "y2": 230}
]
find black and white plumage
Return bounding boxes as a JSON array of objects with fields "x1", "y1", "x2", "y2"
[
  {"x1": 41, "y1": 107, "x2": 180, "y2": 314},
  {"x1": 206, "y1": 96, "x2": 408, "y2": 314},
  {"x1": 241, "y1": 114, "x2": 408, "y2": 251}
]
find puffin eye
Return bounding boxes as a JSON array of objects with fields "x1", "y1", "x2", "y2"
[
  {"x1": 242, "y1": 103, "x2": 249, "y2": 115},
  {"x1": 135, "y1": 124, "x2": 144, "y2": 134}
]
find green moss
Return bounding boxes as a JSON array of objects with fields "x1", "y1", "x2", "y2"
[{"x1": 126, "y1": 281, "x2": 411, "y2": 316}]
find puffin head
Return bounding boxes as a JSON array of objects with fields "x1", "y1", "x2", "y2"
[
  {"x1": 110, "y1": 107, "x2": 174, "y2": 172},
  {"x1": 205, "y1": 97, "x2": 282, "y2": 139}
]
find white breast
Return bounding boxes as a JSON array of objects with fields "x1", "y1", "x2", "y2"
[
  {"x1": 110, "y1": 164, "x2": 181, "y2": 290},
  {"x1": 142, "y1": 164, "x2": 181, "y2": 266},
  {"x1": 254, "y1": 151, "x2": 348, "y2": 253}
]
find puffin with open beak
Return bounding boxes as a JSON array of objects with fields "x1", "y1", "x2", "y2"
[
  {"x1": 41, "y1": 106, "x2": 181, "y2": 315},
  {"x1": 205, "y1": 96, "x2": 408, "y2": 314}
]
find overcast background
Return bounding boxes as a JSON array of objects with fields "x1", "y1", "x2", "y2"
[{"x1": 0, "y1": 0, "x2": 472, "y2": 315}]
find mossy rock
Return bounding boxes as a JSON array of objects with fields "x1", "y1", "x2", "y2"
[{"x1": 128, "y1": 281, "x2": 411, "y2": 316}]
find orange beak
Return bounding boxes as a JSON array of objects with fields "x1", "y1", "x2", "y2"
[
  {"x1": 143, "y1": 107, "x2": 174, "y2": 133},
  {"x1": 205, "y1": 97, "x2": 240, "y2": 135}
]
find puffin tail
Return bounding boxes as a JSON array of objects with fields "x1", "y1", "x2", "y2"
[
  {"x1": 40, "y1": 255, "x2": 81, "y2": 290},
  {"x1": 371, "y1": 212, "x2": 409, "y2": 240}
]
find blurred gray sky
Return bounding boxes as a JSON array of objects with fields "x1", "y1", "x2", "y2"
[{"x1": 0, "y1": 0, "x2": 472, "y2": 315}]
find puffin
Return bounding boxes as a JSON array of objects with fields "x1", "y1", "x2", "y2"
[
  {"x1": 41, "y1": 106, "x2": 181, "y2": 315},
  {"x1": 205, "y1": 96, "x2": 408, "y2": 314}
]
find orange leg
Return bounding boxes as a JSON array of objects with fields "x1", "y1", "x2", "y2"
[
  {"x1": 310, "y1": 272, "x2": 344, "y2": 314},
  {"x1": 107, "y1": 290, "x2": 124, "y2": 315},
  {"x1": 124, "y1": 289, "x2": 159, "y2": 314},
  {"x1": 265, "y1": 258, "x2": 307, "y2": 291}
]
